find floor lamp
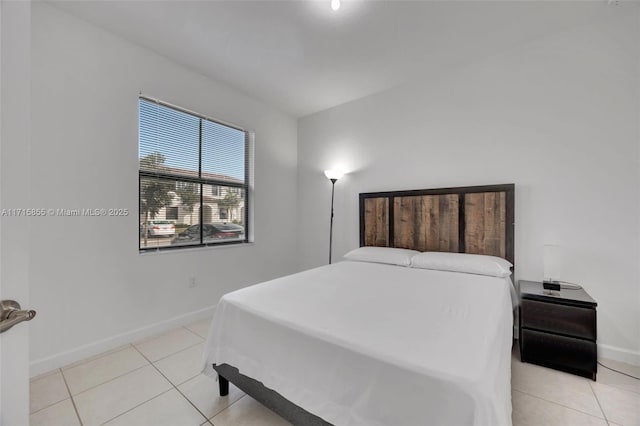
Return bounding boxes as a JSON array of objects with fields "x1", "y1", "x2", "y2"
[{"x1": 324, "y1": 169, "x2": 344, "y2": 264}]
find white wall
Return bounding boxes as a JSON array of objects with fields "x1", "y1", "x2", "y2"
[
  {"x1": 29, "y1": 3, "x2": 298, "y2": 373},
  {"x1": 298, "y1": 10, "x2": 640, "y2": 363},
  {"x1": 637, "y1": 8, "x2": 640, "y2": 362},
  {"x1": 1, "y1": 1, "x2": 32, "y2": 422}
]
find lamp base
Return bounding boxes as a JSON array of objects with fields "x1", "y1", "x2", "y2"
[{"x1": 543, "y1": 280, "x2": 561, "y2": 291}]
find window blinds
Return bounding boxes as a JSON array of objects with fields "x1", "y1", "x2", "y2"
[{"x1": 138, "y1": 97, "x2": 249, "y2": 250}]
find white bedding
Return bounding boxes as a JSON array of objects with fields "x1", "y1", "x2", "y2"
[{"x1": 202, "y1": 261, "x2": 514, "y2": 426}]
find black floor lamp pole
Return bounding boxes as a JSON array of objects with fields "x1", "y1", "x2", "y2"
[{"x1": 329, "y1": 178, "x2": 337, "y2": 264}]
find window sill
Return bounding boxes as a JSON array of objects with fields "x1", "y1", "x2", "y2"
[{"x1": 139, "y1": 241, "x2": 255, "y2": 256}]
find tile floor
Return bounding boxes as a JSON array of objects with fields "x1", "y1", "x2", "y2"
[{"x1": 30, "y1": 318, "x2": 640, "y2": 426}]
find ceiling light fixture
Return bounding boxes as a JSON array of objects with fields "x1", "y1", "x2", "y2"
[{"x1": 331, "y1": 0, "x2": 340, "y2": 11}]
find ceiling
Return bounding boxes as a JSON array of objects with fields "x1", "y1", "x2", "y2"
[{"x1": 50, "y1": 0, "x2": 612, "y2": 117}]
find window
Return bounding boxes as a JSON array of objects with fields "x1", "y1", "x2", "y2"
[
  {"x1": 139, "y1": 97, "x2": 250, "y2": 250},
  {"x1": 165, "y1": 207, "x2": 179, "y2": 221}
]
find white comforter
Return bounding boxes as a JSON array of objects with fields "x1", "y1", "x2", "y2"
[{"x1": 202, "y1": 261, "x2": 514, "y2": 426}]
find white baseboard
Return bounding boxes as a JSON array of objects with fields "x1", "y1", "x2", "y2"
[
  {"x1": 598, "y1": 343, "x2": 640, "y2": 367},
  {"x1": 30, "y1": 305, "x2": 216, "y2": 377}
]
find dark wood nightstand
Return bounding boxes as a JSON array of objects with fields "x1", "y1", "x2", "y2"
[{"x1": 519, "y1": 280, "x2": 597, "y2": 380}]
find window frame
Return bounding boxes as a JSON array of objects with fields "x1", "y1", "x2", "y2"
[{"x1": 138, "y1": 96, "x2": 251, "y2": 252}]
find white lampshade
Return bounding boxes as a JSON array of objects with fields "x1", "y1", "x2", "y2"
[
  {"x1": 543, "y1": 244, "x2": 563, "y2": 282},
  {"x1": 324, "y1": 169, "x2": 345, "y2": 181}
]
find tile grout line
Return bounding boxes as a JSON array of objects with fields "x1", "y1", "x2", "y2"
[
  {"x1": 69, "y1": 363, "x2": 150, "y2": 399},
  {"x1": 60, "y1": 344, "x2": 135, "y2": 373},
  {"x1": 59, "y1": 368, "x2": 84, "y2": 426},
  {"x1": 181, "y1": 325, "x2": 206, "y2": 340},
  {"x1": 29, "y1": 368, "x2": 69, "y2": 416},
  {"x1": 132, "y1": 342, "x2": 245, "y2": 424},
  {"x1": 55, "y1": 325, "x2": 203, "y2": 376},
  {"x1": 33, "y1": 325, "x2": 210, "y2": 425},
  {"x1": 588, "y1": 380, "x2": 610, "y2": 425},
  {"x1": 92, "y1": 345, "x2": 180, "y2": 425},
  {"x1": 29, "y1": 344, "x2": 142, "y2": 416},
  {"x1": 30, "y1": 368, "x2": 63, "y2": 383},
  {"x1": 174, "y1": 372, "x2": 203, "y2": 388},
  {"x1": 65, "y1": 361, "x2": 165, "y2": 425},
  {"x1": 512, "y1": 389, "x2": 607, "y2": 421},
  {"x1": 183, "y1": 322, "x2": 210, "y2": 340},
  {"x1": 96, "y1": 388, "x2": 175, "y2": 426},
  {"x1": 129, "y1": 325, "x2": 203, "y2": 359},
  {"x1": 147, "y1": 339, "x2": 204, "y2": 364},
  {"x1": 172, "y1": 384, "x2": 211, "y2": 424},
  {"x1": 209, "y1": 394, "x2": 247, "y2": 422},
  {"x1": 131, "y1": 343, "x2": 211, "y2": 424},
  {"x1": 595, "y1": 372, "x2": 640, "y2": 396},
  {"x1": 48, "y1": 344, "x2": 147, "y2": 401}
]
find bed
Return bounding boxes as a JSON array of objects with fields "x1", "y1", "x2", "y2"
[{"x1": 202, "y1": 184, "x2": 516, "y2": 426}]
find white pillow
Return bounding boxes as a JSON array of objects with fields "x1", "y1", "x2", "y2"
[
  {"x1": 343, "y1": 247, "x2": 420, "y2": 267},
  {"x1": 410, "y1": 251, "x2": 512, "y2": 277}
]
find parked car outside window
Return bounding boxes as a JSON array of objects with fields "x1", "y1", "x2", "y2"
[
  {"x1": 142, "y1": 220, "x2": 175, "y2": 237},
  {"x1": 172, "y1": 223, "x2": 244, "y2": 245}
]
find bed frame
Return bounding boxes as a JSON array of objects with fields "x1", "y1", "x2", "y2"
[{"x1": 214, "y1": 183, "x2": 515, "y2": 426}]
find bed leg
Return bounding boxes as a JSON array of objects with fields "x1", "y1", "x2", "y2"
[{"x1": 218, "y1": 374, "x2": 229, "y2": 396}]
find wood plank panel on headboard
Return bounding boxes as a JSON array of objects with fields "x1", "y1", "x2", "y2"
[
  {"x1": 363, "y1": 198, "x2": 389, "y2": 247},
  {"x1": 394, "y1": 195, "x2": 459, "y2": 252},
  {"x1": 359, "y1": 184, "x2": 515, "y2": 266},
  {"x1": 465, "y1": 192, "x2": 506, "y2": 258}
]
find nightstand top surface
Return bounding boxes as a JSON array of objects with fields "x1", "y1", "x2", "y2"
[{"x1": 518, "y1": 280, "x2": 597, "y2": 307}]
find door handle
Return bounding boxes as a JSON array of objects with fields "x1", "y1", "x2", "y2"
[{"x1": 0, "y1": 300, "x2": 36, "y2": 334}]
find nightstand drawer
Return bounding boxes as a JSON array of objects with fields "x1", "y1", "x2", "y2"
[
  {"x1": 521, "y1": 299, "x2": 596, "y2": 340},
  {"x1": 521, "y1": 329, "x2": 596, "y2": 378}
]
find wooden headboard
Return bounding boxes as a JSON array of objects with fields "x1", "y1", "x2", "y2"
[{"x1": 359, "y1": 184, "x2": 514, "y2": 265}]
